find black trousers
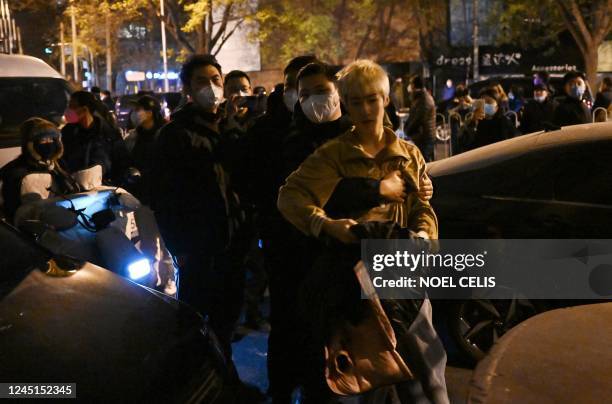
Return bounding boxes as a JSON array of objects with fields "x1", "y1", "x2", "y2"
[
  {"x1": 178, "y1": 249, "x2": 245, "y2": 362},
  {"x1": 264, "y1": 234, "x2": 316, "y2": 403}
]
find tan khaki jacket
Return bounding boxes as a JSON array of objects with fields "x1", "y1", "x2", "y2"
[{"x1": 278, "y1": 126, "x2": 438, "y2": 239}]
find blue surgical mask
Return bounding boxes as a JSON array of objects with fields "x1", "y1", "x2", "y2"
[
  {"x1": 484, "y1": 103, "x2": 497, "y2": 117},
  {"x1": 570, "y1": 85, "x2": 585, "y2": 99}
]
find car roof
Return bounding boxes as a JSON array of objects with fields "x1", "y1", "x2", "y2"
[
  {"x1": 0, "y1": 54, "x2": 63, "y2": 79},
  {"x1": 428, "y1": 121, "x2": 612, "y2": 177}
]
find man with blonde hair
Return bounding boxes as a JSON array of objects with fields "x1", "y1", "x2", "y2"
[
  {"x1": 278, "y1": 59, "x2": 448, "y2": 403},
  {"x1": 279, "y1": 59, "x2": 436, "y2": 241}
]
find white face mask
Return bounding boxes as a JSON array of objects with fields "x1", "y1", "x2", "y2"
[
  {"x1": 195, "y1": 84, "x2": 224, "y2": 110},
  {"x1": 283, "y1": 88, "x2": 298, "y2": 112},
  {"x1": 301, "y1": 91, "x2": 341, "y2": 124},
  {"x1": 534, "y1": 94, "x2": 547, "y2": 103}
]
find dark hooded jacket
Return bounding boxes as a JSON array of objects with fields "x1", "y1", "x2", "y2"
[
  {"x1": 61, "y1": 115, "x2": 132, "y2": 184},
  {"x1": 151, "y1": 102, "x2": 241, "y2": 256},
  {"x1": 1, "y1": 128, "x2": 79, "y2": 222}
]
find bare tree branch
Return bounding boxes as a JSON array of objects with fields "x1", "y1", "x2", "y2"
[
  {"x1": 554, "y1": 0, "x2": 588, "y2": 54},
  {"x1": 211, "y1": 2, "x2": 234, "y2": 48},
  {"x1": 567, "y1": 0, "x2": 593, "y2": 47},
  {"x1": 212, "y1": 18, "x2": 244, "y2": 55}
]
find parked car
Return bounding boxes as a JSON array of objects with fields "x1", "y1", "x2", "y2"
[
  {"x1": 469, "y1": 303, "x2": 612, "y2": 403},
  {"x1": 427, "y1": 121, "x2": 612, "y2": 362},
  {"x1": 0, "y1": 220, "x2": 239, "y2": 403},
  {"x1": 0, "y1": 54, "x2": 72, "y2": 168}
]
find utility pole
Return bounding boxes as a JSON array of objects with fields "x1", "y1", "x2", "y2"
[
  {"x1": 60, "y1": 22, "x2": 66, "y2": 76},
  {"x1": 5, "y1": 0, "x2": 13, "y2": 54},
  {"x1": 472, "y1": 0, "x2": 479, "y2": 81},
  {"x1": 105, "y1": 11, "x2": 112, "y2": 91},
  {"x1": 160, "y1": 0, "x2": 169, "y2": 92},
  {"x1": 16, "y1": 25, "x2": 21, "y2": 54},
  {"x1": 0, "y1": 0, "x2": 6, "y2": 54},
  {"x1": 88, "y1": 46, "x2": 96, "y2": 86},
  {"x1": 71, "y1": 1, "x2": 78, "y2": 83}
]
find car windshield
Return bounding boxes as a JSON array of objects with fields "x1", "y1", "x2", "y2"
[{"x1": 0, "y1": 78, "x2": 71, "y2": 147}]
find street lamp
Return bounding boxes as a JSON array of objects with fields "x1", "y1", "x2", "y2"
[
  {"x1": 70, "y1": 0, "x2": 78, "y2": 82},
  {"x1": 160, "y1": 0, "x2": 169, "y2": 92}
]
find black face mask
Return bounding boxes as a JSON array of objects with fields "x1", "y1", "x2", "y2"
[{"x1": 34, "y1": 142, "x2": 59, "y2": 160}]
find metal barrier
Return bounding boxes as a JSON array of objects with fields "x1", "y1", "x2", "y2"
[
  {"x1": 434, "y1": 112, "x2": 452, "y2": 160},
  {"x1": 448, "y1": 112, "x2": 464, "y2": 128},
  {"x1": 505, "y1": 111, "x2": 519, "y2": 128},
  {"x1": 592, "y1": 107, "x2": 609, "y2": 122}
]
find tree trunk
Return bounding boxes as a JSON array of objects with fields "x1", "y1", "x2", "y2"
[
  {"x1": 196, "y1": 25, "x2": 207, "y2": 53},
  {"x1": 583, "y1": 46, "x2": 599, "y2": 90}
]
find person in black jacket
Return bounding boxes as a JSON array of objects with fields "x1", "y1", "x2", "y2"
[
  {"x1": 553, "y1": 71, "x2": 591, "y2": 127},
  {"x1": 404, "y1": 75, "x2": 436, "y2": 162},
  {"x1": 459, "y1": 87, "x2": 516, "y2": 151},
  {"x1": 152, "y1": 55, "x2": 247, "y2": 367},
  {"x1": 520, "y1": 83, "x2": 558, "y2": 134},
  {"x1": 61, "y1": 91, "x2": 132, "y2": 186},
  {"x1": 124, "y1": 95, "x2": 166, "y2": 204},
  {"x1": 1, "y1": 118, "x2": 79, "y2": 222}
]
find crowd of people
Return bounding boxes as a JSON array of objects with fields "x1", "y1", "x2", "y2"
[
  {"x1": 435, "y1": 71, "x2": 611, "y2": 155},
  {"x1": 1, "y1": 51, "x2": 610, "y2": 403}
]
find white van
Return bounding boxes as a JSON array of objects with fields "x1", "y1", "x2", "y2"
[{"x1": 0, "y1": 54, "x2": 72, "y2": 168}]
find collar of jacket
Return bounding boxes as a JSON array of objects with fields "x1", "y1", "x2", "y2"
[
  {"x1": 78, "y1": 115, "x2": 102, "y2": 136},
  {"x1": 172, "y1": 102, "x2": 222, "y2": 135},
  {"x1": 295, "y1": 112, "x2": 353, "y2": 140},
  {"x1": 345, "y1": 126, "x2": 412, "y2": 161}
]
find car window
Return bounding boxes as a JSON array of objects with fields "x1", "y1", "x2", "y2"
[
  {"x1": 451, "y1": 147, "x2": 559, "y2": 200},
  {"x1": 0, "y1": 78, "x2": 70, "y2": 146},
  {"x1": 553, "y1": 142, "x2": 612, "y2": 205}
]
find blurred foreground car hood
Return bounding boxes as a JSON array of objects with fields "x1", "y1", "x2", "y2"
[
  {"x1": 469, "y1": 302, "x2": 612, "y2": 403},
  {"x1": 0, "y1": 262, "x2": 227, "y2": 403}
]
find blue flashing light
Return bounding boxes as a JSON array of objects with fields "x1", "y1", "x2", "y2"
[{"x1": 127, "y1": 258, "x2": 151, "y2": 280}]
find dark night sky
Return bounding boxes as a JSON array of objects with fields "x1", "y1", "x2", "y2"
[{"x1": 14, "y1": 8, "x2": 59, "y2": 66}]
